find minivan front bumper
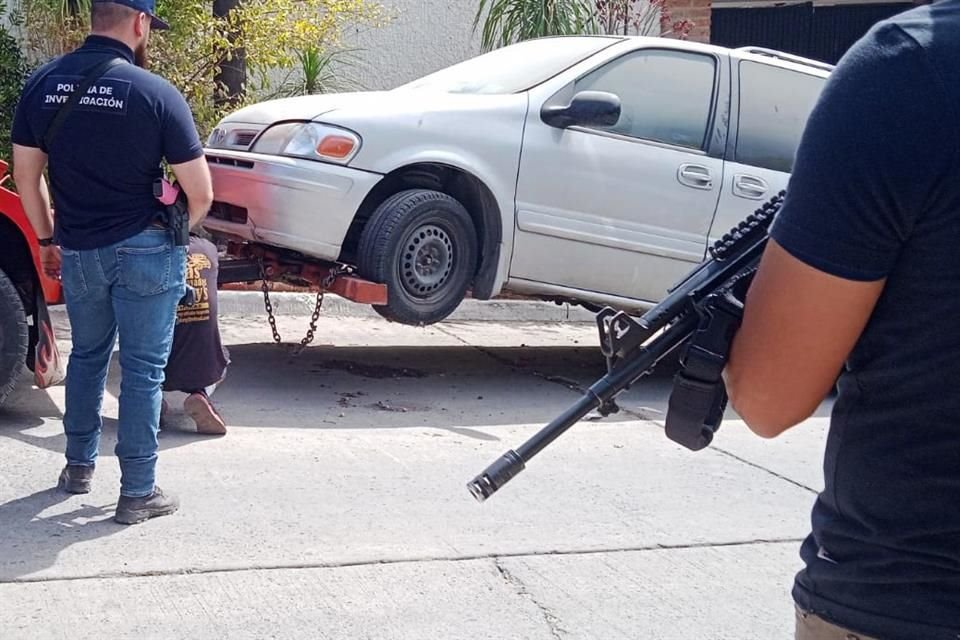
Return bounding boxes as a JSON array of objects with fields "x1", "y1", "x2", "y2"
[{"x1": 203, "y1": 149, "x2": 383, "y2": 262}]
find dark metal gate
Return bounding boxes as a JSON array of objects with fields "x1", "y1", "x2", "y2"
[{"x1": 711, "y1": 2, "x2": 915, "y2": 64}]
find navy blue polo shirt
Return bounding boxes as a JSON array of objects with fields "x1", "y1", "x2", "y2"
[
  {"x1": 769, "y1": 2, "x2": 960, "y2": 638},
  {"x1": 11, "y1": 36, "x2": 203, "y2": 250}
]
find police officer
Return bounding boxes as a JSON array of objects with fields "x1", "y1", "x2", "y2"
[
  {"x1": 724, "y1": 2, "x2": 960, "y2": 638},
  {"x1": 11, "y1": 0, "x2": 213, "y2": 525}
]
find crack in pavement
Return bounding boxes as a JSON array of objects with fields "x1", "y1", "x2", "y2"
[
  {"x1": 433, "y1": 325, "x2": 659, "y2": 422},
  {"x1": 638, "y1": 418, "x2": 820, "y2": 496},
  {"x1": 710, "y1": 446, "x2": 819, "y2": 495},
  {"x1": 0, "y1": 537, "x2": 804, "y2": 585},
  {"x1": 436, "y1": 324, "x2": 819, "y2": 496},
  {"x1": 494, "y1": 558, "x2": 567, "y2": 639}
]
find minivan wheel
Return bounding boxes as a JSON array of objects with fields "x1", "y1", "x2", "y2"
[
  {"x1": 358, "y1": 189, "x2": 478, "y2": 326},
  {"x1": 0, "y1": 268, "x2": 28, "y2": 407}
]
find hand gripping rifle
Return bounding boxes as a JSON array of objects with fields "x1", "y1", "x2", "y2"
[{"x1": 467, "y1": 192, "x2": 785, "y2": 502}]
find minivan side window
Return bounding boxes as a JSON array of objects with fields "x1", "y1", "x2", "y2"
[
  {"x1": 573, "y1": 49, "x2": 717, "y2": 150},
  {"x1": 736, "y1": 62, "x2": 825, "y2": 173}
]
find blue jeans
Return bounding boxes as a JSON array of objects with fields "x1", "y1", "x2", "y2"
[{"x1": 60, "y1": 228, "x2": 186, "y2": 497}]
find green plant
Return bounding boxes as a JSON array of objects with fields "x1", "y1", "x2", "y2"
[
  {"x1": 594, "y1": 0, "x2": 692, "y2": 38},
  {"x1": 60, "y1": 0, "x2": 92, "y2": 20},
  {"x1": 0, "y1": 0, "x2": 29, "y2": 164},
  {"x1": 474, "y1": 0, "x2": 599, "y2": 52},
  {"x1": 474, "y1": 0, "x2": 692, "y2": 53},
  {"x1": 20, "y1": 0, "x2": 87, "y2": 60},
  {"x1": 267, "y1": 47, "x2": 367, "y2": 98},
  {"x1": 18, "y1": 0, "x2": 387, "y2": 138}
]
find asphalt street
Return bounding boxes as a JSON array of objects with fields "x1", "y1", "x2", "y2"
[{"x1": 0, "y1": 301, "x2": 831, "y2": 639}]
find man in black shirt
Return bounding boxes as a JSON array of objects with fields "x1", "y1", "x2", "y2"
[
  {"x1": 725, "y1": 2, "x2": 960, "y2": 638},
  {"x1": 12, "y1": 0, "x2": 213, "y2": 524}
]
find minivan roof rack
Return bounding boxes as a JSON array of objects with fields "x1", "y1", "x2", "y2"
[{"x1": 735, "y1": 47, "x2": 835, "y2": 72}]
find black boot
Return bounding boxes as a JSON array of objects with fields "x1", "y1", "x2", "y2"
[
  {"x1": 58, "y1": 464, "x2": 95, "y2": 494},
  {"x1": 114, "y1": 486, "x2": 180, "y2": 525}
]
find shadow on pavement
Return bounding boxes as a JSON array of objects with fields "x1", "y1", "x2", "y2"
[
  {"x1": 0, "y1": 487, "x2": 122, "y2": 581},
  {"x1": 0, "y1": 360, "x2": 218, "y2": 457},
  {"x1": 209, "y1": 342, "x2": 638, "y2": 432},
  {"x1": 1, "y1": 342, "x2": 836, "y2": 446},
  {"x1": 0, "y1": 378, "x2": 63, "y2": 450},
  {"x1": 202, "y1": 342, "x2": 834, "y2": 433}
]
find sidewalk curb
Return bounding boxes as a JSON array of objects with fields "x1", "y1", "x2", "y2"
[{"x1": 218, "y1": 291, "x2": 597, "y2": 323}]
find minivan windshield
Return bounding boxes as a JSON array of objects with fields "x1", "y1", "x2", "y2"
[{"x1": 395, "y1": 37, "x2": 621, "y2": 95}]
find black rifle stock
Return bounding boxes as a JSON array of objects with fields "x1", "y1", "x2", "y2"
[{"x1": 467, "y1": 192, "x2": 786, "y2": 503}]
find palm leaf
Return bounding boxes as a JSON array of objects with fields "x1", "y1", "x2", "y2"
[
  {"x1": 474, "y1": 0, "x2": 598, "y2": 52},
  {"x1": 265, "y1": 47, "x2": 369, "y2": 99}
]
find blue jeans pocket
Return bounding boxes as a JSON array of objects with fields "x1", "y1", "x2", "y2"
[
  {"x1": 59, "y1": 248, "x2": 87, "y2": 298},
  {"x1": 117, "y1": 242, "x2": 173, "y2": 297}
]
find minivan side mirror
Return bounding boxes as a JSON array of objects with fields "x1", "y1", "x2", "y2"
[{"x1": 541, "y1": 91, "x2": 621, "y2": 129}]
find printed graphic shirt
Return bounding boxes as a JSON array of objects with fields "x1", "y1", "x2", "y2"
[{"x1": 164, "y1": 237, "x2": 229, "y2": 392}]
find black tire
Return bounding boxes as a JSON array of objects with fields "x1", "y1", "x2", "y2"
[
  {"x1": 0, "y1": 268, "x2": 28, "y2": 407},
  {"x1": 358, "y1": 189, "x2": 478, "y2": 326}
]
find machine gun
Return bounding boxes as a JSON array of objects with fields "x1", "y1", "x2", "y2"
[{"x1": 467, "y1": 192, "x2": 786, "y2": 502}]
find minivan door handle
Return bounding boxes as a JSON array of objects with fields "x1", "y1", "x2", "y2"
[
  {"x1": 733, "y1": 174, "x2": 768, "y2": 200},
  {"x1": 677, "y1": 164, "x2": 713, "y2": 190}
]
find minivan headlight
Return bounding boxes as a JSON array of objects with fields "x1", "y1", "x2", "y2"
[{"x1": 251, "y1": 122, "x2": 361, "y2": 164}]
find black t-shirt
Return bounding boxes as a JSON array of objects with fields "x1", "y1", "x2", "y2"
[
  {"x1": 11, "y1": 36, "x2": 203, "y2": 250},
  {"x1": 769, "y1": 3, "x2": 960, "y2": 638}
]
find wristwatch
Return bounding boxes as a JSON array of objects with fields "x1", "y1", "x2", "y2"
[{"x1": 37, "y1": 237, "x2": 54, "y2": 247}]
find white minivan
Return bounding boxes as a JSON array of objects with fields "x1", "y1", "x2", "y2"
[{"x1": 204, "y1": 36, "x2": 831, "y2": 325}]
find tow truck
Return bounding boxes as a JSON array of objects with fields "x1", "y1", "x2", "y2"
[{"x1": 0, "y1": 158, "x2": 387, "y2": 408}]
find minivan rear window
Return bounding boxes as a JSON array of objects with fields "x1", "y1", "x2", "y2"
[{"x1": 736, "y1": 61, "x2": 826, "y2": 173}]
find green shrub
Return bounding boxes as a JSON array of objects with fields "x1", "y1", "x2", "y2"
[
  {"x1": 0, "y1": 0, "x2": 29, "y2": 164},
  {"x1": 18, "y1": 0, "x2": 387, "y2": 139}
]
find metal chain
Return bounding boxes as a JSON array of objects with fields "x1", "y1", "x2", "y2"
[
  {"x1": 291, "y1": 267, "x2": 348, "y2": 355},
  {"x1": 292, "y1": 291, "x2": 324, "y2": 355},
  {"x1": 258, "y1": 258, "x2": 283, "y2": 344},
  {"x1": 259, "y1": 260, "x2": 350, "y2": 355}
]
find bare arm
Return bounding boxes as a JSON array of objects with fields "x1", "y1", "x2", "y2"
[
  {"x1": 12, "y1": 144, "x2": 53, "y2": 239},
  {"x1": 723, "y1": 240, "x2": 885, "y2": 438},
  {"x1": 13, "y1": 144, "x2": 61, "y2": 279},
  {"x1": 169, "y1": 156, "x2": 213, "y2": 229}
]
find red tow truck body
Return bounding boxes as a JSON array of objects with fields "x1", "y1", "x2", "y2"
[
  {"x1": 0, "y1": 159, "x2": 62, "y2": 305},
  {"x1": 0, "y1": 159, "x2": 66, "y2": 395},
  {"x1": 0, "y1": 157, "x2": 386, "y2": 404}
]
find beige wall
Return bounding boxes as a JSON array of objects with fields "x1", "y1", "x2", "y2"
[
  {"x1": 344, "y1": 0, "x2": 716, "y2": 91},
  {"x1": 344, "y1": 0, "x2": 484, "y2": 91}
]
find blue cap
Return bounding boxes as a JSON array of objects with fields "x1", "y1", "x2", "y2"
[{"x1": 93, "y1": 0, "x2": 169, "y2": 30}]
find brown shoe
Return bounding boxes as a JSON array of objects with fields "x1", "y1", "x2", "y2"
[
  {"x1": 115, "y1": 486, "x2": 179, "y2": 525},
  {"x1": 58, "y1": 464, "x2": 95, "y2": 494},
  {"x1": 184, "y1": 392, "x2": 227, "y2": 435}
]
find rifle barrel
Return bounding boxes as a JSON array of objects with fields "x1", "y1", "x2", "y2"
[
  {"x1": 467, "y1": 313, "x2": 698, "y2": 502},
  {"x1": 467, "y1": 194, "x2": 784, "y2": 503}
]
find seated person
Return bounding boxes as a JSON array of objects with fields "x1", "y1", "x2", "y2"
[{"x1": 162, "y1": 235, "x2": 230, "y2": 434}]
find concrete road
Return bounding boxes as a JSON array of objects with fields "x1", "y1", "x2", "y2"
[{"x1": 0, "y1": 307, "x2": 830, "y2": 640}]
